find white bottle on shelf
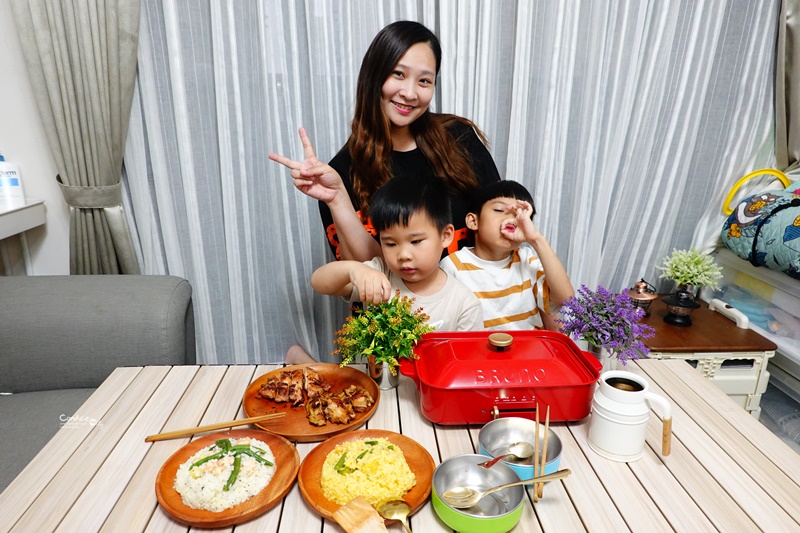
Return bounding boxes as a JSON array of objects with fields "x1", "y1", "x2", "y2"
[{"x1": 0, "y1": 151, "x2": 26, "y2": 210}]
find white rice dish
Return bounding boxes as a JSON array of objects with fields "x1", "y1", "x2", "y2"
[
  {"x1": 320, "y1": 437, "x2": 416, "y2": 506},
  {"x1": 174, "y1": 437, "x2": 276, "y2": 512}
]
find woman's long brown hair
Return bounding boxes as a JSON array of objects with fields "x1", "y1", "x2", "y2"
[{"x1": 347, "y1": 21, "x2": 485, "y2": 220}]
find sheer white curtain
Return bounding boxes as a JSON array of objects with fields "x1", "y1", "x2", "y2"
[{"x1": 124, "y1": 0, "x2": 779, "y2": 364}]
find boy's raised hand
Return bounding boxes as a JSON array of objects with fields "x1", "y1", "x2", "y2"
[
  {"x1": 349, "y1": 263, "x2": 393, "y2": 305},
  {"x1": 501, "y1": 200, "x2": 541, "y2": 244},
  {"x1": 268, "y1": 127, "x2": 344, "y2": 204}
]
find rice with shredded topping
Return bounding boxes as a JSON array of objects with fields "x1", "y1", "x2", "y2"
[
  {"x1": 174, "y1": 437, "x2": 276, "y2": 512},
  {"x1": 320, "y1": 437, "x2": 415, "y2": 506}
]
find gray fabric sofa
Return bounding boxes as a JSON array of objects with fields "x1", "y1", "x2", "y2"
[{"x1": 0, "y1": 275, "x2": 195, "y2": 491}]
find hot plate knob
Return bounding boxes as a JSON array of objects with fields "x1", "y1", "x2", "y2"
[{"x1": 488, "y1": 332, "x2": 513, "y2": 351}]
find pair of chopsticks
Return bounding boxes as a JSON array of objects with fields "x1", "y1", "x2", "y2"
[
  {"x1": 533, "y1": 403, "x2": 550, "y2": 501},
  {"x1": 144, "y1": 412, "x2": 286, "y2": 442}
]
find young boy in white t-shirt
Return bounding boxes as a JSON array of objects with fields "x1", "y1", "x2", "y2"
[
  {"x1": 311, "y1": 176, "x2": 483, "y2": 332},
  {"x1": 440, "y1": 180, "x2": 574, "y2": 330}
]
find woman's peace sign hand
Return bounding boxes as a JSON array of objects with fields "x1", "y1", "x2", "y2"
[{"x1": 269, "y1": 127, "x2": 344, "y2": 204}]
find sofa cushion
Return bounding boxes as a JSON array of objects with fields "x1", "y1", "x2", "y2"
[
  {"x1": 0, "y1": 275, "x2": 195, "y2": 393},
  {"x1": 0, "y1": 388, "x2": 95, "y2": 491}
]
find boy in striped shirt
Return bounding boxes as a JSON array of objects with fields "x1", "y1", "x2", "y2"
[{"x1": 440, "y1": 180, "x2": 574, "y2": 330}]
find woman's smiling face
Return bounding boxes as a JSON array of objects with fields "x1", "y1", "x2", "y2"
[{"x1": 381, "y1": 42, "x2": 437, "y2": 133}]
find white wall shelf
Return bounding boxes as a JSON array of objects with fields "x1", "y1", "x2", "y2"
[{"x1": 0, "y1": 199, "x2": 45, "y2": 241}]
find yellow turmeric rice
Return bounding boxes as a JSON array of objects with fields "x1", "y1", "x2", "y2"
[{"x1": 320, "y1": 437, "x2": 416, "y2": 506}]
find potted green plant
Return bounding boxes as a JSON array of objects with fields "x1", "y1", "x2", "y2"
[
  {"x1": 334, "y1": 290, "x2": 435, "y2": 389},
  {"x1": 656, "y1": 248, "x2": 722, "y2": 326},
  {"x1": 557, "y1": 284, "x2": 655, "y2": 371},
  {"x1": 656, "y1": 247, "x2": 723, "y2": 293}
]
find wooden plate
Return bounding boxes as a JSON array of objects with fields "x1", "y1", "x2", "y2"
[
  {"x1": 242, "y1": 363, "x2": 381, "y2": 443},
  {"x1": 297, "y1": 429, "x2": 435, "y2": 519},
  {"x1": 155, "y1": 429, "x2": 300, "y2": 528}
]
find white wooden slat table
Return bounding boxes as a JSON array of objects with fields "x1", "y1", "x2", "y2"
[{"x1": 1, "y1": 359, "x2": 799, "y2": 533}]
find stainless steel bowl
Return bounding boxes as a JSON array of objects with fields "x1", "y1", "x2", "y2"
[
  {"x1": 431, "y1": 454, "x2": 524, "y2": 533},
  {"x1": 478, "y1": 417, "x2": 562, "y2": 480}
]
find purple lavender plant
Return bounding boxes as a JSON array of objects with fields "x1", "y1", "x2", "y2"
[{"x1": 556, "y1": 285, "x2": 656, "y2": 365}]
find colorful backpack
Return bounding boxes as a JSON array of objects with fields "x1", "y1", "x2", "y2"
[{"x1": 720, "y1": 168, "x2": 800, "y2": 280}]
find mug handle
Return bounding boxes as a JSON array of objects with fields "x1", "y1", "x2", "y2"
[
  {"x1": 645, "y1": 392, "x2": 673, "y2": 457},
  {"x1": 661, "y1": 417, "x2": 672, "y2": 456}
]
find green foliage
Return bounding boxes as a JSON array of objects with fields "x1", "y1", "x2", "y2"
[
  {"x1": 334, "y1": 290, "x2": 435, "y2": 371},
  {"x1": 657, "y1": 247, "x2": 723, "y2": 289}
]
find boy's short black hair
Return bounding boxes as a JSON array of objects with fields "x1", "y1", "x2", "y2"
[
  {"x1": 370, "y1": 176, "x2": 452, "y2": 233},
  {"x1": 468, "y1": 180, "x2": 536, "y2": 218}
]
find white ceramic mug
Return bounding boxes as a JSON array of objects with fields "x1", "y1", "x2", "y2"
[{"x1": 588, "y1": 370, "x2": 672, "y2": 462}]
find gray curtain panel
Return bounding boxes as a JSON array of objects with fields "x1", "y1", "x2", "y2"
[
  {"x1": 10, "y1": 0, "x2": 141, "y2": 274},
  {"x1": 776, "y1": 0, "x2": 800, "y2": 172},
  {"x1": 124, "y1": 0, "x2": 779, "y2": 364}
]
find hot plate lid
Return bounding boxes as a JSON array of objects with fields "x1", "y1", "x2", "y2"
[{"x1": 410, "y1": 330, "x2": 599, "y2": 390}]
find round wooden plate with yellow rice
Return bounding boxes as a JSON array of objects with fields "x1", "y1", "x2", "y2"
[
  {"x1": 298, "y1": 429, "x2": 435, "y2": 519},
  {"x1": 155, "y1": 429, "x2": 300, "y2": 528}
]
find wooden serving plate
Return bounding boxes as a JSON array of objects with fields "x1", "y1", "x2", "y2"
[
  {"x1": 155, "y1": 429, "x2": 300, "y2": 528},
  {"x1": 242, "y1": 363, "x2": 380, "y2": 443},
  {"x1": 297, "y1": 429, "x2": 435, "y2": 519}
]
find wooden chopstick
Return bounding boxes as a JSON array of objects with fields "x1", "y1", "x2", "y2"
[
  {"x1": 144, "y1": 412, "x2": 286, "y2": 442},
  {"x1": 533, "y1": 403, "x2": 540, "y2": 503},
  {"x1": 538, "y1": 405, "x2": 550, "y2": 499}
]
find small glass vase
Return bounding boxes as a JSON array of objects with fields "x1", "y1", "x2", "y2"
[
  {"x1": 587, "y1": 345, "x2": 618, "y2": 374},
  {"x1": 676, "y1": 283, "x2": 700, "y2": 299},
  {"x1": 367, "y1": 355, "x2": 400, "y2": 390}
]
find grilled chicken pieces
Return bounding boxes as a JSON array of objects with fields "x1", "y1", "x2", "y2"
[
  {"x1": 258, "y1": 369, "x2": 304, "y2": 406},
  {"x1": 259, "y1": 367, "x2": 374, "y2": 426},
  {"x1": 305, "y1": 395, "x2": 328, "y2": 427},
  {"x1": 339, "y1": 384, "x2": 373, "y2": 413},
  {"x1": 303, "y1": 367, "x2": 332, "y2": 398}
]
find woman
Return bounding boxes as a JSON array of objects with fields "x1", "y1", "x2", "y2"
[
  {"x1": 270, "y1": 20, "x2": 501, "y2": 262},
  {"x1": 270, "y1": 21, "x2": 501, "y2": 363}
]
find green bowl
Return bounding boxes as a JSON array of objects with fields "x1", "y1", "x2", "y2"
[{"x1": 432, "y1": 454, "x2": 524, "y2": 533}]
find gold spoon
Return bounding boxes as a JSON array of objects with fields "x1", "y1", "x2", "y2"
[
  {"x1": 441, "y1": 468, "x2": 571, "y2": 509},
  {"x1": 376, "y1": 499, "x2": 413, "y2": 533},
  {"x1": 477, "y1": 441, "x2": 534, "y2": 469}
]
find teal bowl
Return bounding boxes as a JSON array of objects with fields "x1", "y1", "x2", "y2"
[
  {"x1": 478, "y1": 417, "x2": 561, "y2": 482},
  {"x1": 432, "y1": 454, "x2": 524, "y2": 533}
]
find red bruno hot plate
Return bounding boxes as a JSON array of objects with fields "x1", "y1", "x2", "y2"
[{"x1": 400, "y1": 331, "x2": 601, "y2": 424}]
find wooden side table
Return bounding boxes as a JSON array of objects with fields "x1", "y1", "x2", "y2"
[{"x1": 641, "y1": 297, "x2": 777, "y2": 418}]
